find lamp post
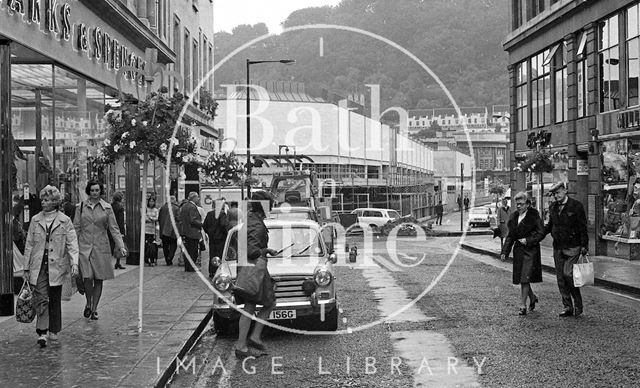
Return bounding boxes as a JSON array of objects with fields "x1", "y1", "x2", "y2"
[{"x1": 246, "y1": 59, "x2": 295, "y2": 197}]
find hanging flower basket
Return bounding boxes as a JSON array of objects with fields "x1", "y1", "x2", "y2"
[
  {"x1": 198, "y1": 151, "x2": 245, "y2": 186},
  {"x1": 514, "y1": 150, "x2": 554, "y2": 174},
  {"x1": 92, "y1": 87, "x2": 197, "y2": 169}
]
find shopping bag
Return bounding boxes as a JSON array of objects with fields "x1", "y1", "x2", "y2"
[
  {"x1": 61, "y1": 275, "x2": 77, "y2": 301},
  {"x1": 232, "y1": 258, "x2": 275, "y2": 305},
  {"x1": 573, "y1": 254, "x2": 594, "y2": 287},
  {"x1": 15, "y1": 281, "x2": 35, "y2": 323},
  {"x1": 75, "y1": 267, "x2": 85, "y2": 295}
]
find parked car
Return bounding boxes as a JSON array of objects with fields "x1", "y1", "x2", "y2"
[
  {"x1": 468, "y1": 206, "x2": 494, "y2": 228},
  {"x1": 269, "y1": 206, "x2": 319, "y2": 222},
  {"x1": 211, "y1": 219, "x2": 338, "y2": 334},
  {"x1": 350, "y1": 208, "x2": 401, "y2": 233}
]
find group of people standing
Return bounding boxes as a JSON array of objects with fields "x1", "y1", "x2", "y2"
[{"x1": 500, "y1": 182, "x2": 588, "y2": 318}]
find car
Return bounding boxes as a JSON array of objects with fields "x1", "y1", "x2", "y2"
[
  {"x1": 211, "y1": 219, "x2": 339, "y2": 334},
  {"x1": 268, "y1": 206, "x2": 319, "y2": 222},
  {"x1": 468, "y1": 206, "x2": 493, "y2": 228},
  {"x1": 350, "y1": 208, "x2": 401, "y2": 233}
]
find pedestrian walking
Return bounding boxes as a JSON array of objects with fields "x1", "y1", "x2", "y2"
[
  {"x1": 23, "y1": 185, "x2": 79, "y2": 347},
  {"x1": 110, "y1": 191, "x2": 126, "y2": 270},
  {"x1": 545, "y1": 182, "x2": 589, "y2": 318},
  {"x1": 464, "y1": 196, "x2": 470, "y2": 211},
  {"x1": 196, "y1": 202, "x2": 207, "y2": 267},
  {"x1": 500, "y1": 191, "x2": 544, "y2": 316},
  {"x1": 227, "y1": 201, "x2": 240, "y2": 231},
  {"x1": 234, "y1": 190, "x2": 278, "y2": 359},
  {"x1": 60, "y1": 192, "x2": 76, "y2": 220},
  {"x1": 203, "y1": 200, "x2": 229, "y2": 278},
  {"x1": 74, "y1": 180, "x2": 127, "y2": 321},
  {"x1": 145, "y1": 196, "x2": 159, "y2": 266},
  {"x1": 179, "y1": 192, "x2": 203, "y2": 272},
  {"x1": 435, "y1": 201, "x2": 443, "y2": 225},
  {"x1": 12, "y1": 197, "x2": 26, "y2": 294},
  {"x1": 158, "y1": 195, "x2": 180, "y2": 265},
  {"x1": 457, "y1": 195, "x2": 463, "y2": 212},
  {"x1": 496, "y1": 195, "x2": 513, "y2": 250}
]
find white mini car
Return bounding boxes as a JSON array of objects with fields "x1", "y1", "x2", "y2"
[{"x1": 211, "y1": 219, "x2": 338, "y2": 334}]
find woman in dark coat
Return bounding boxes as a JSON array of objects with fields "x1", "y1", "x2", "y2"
[
  {"x1": 234, "y1": 191, "x2": 278, "y2": 359},
  {"x1": 110, "y1": 191, "x2": 126, "y2": 270},
  {"x1": 500, "y1": 191, "x2": 544, "y2": 315}
]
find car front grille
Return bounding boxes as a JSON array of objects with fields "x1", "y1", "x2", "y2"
[{"x1": 272, "y1": 276, "x2": 310, "y2": 302}]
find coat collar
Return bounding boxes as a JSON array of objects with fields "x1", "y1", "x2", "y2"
[{"x1": 33, "y1": 210, "x2": 64, "y2": 232}]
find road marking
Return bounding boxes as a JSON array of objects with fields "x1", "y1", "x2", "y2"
[{"x1": 371, "y1": 255, "x2": 402, "y2": 272}]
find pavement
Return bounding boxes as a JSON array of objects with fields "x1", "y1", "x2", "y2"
[
  {"x1": 0, "y1": 254, "x2": 214, "y2": 388},
  {"x1": 460, "y1": 235, "x2": 640, "y2": 296}
]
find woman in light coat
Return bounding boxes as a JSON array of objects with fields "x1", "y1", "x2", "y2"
[
  {"x1": 23, "y1": 185, "x2": 79, "y2": 348},
  {"x1": 74, "y1": 180, "x2": 127, "y2": 320}
]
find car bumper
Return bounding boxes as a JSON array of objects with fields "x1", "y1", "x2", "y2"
[{"x1": 213, "y1": 297, "x2": 337, "y2": 320}]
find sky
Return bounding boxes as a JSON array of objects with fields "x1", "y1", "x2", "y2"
[{"x1": 213, "y1": 0, "x2": 342, "y2": 34}]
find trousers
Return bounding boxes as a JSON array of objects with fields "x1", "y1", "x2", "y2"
[
  {"x1": 553, "y1": 246, "x2": 583, "y2": 312},
  {"x1": 32, "y1": 252, "x2": 62, "y2": 335}
]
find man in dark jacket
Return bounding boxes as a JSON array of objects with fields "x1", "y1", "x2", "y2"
[
  {"x1": 179, "y1": 192, "x2": 203, "y2": 272},
  {"x1": 203, "y1": 200, "x2": 229, "y2": 278},
  {"x1": 545, "y1": 182, "x2": 589, "y2": 318},
  {"x1": 159, "y1": 195, "x2": 180, "y2": 266},
  {"x1": 434, "y1": 201, "x2": 443, "y2": 225}
]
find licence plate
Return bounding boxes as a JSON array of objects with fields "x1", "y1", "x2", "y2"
[{"x1": 269, "y1": 309, "x2": 296, "y2": 320}]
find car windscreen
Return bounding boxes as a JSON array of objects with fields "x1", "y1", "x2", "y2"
[
  {"x1": 223, "y1": 226, "x2": 323, "y2": 260},
  {"x1": 268, "y1": 226, "x2": 324, "y2": 257},
  {"x1": 387, "y1": 210, "x2": 400, "y2": 219}
]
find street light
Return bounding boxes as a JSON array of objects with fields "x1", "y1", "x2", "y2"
[{"x1": 246, "y1": 58, "x2": 295, "y2": 197}]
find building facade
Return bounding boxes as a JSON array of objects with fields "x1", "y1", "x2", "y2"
[
  {"x1": 216, "y1": 82, "x2": 436, "y2": 217},
  {"x1": 505, "y1": 0, "x2": 640, "y2": 259}
]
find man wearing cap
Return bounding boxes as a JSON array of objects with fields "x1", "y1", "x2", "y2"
[
  {"x1": 545, "y1": 182, "x2": 588, "y2": 317},
  {"x1": 179, "y1": 192, "x2": 203, "y2": 272},
  {"x1": 496, "y1": 196, "x2": 512, "y2": 249}
]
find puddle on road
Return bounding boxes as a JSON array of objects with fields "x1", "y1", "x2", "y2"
[{"x1": 361, "y1": 264, "x2": 480, "y2": 387}]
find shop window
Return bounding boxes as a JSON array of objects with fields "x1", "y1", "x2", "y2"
[
  {"x1": 600, "y1": 14, "x2": 620, "y2": 112},
  {"x1": 516, "y1": 60, "x2": 529, "y2": 131},
  {"x1": 628, "y1": 4, "x2": 640, "y2": 107}
]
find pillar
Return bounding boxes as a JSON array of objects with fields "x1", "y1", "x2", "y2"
[
  {"x1": 507, "y1": 63, "x2": 518, "y2": 203},
  {"x1": 125, "y1": 156, "x2": 142, "y2": 265},
  {"x1": 565, "y1": 33, "x2": 579, "y2": 197},
  {"x1": 584, "y1": 23, "x2": 601, "y2": 255},
  {"x1": 0, "y1": 40, "x2": 14, "y2": 315}
]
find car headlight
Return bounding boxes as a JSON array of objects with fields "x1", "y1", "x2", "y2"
[
  {"x1": 213, "y1": 274, "x2": 232, "y2": 292},
  {"x1": 314, "y1": 269, "x2": 332, "y2": 286}
]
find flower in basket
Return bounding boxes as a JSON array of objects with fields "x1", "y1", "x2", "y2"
[
  {"x1": 92, "y1": 88, "x2": 198, "y2": 168},
  {"x1": 517, "y1": 149, "x2": 554, "y2": 173},
  {"x1": 199, "y1": 151, "x2": 245, "y2": 186}
]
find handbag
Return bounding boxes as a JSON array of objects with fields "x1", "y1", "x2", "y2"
[
  {"x1": 232, "y1": 257, "x2": 275, "y2": 305},
  {"x1": 15, "y1": 281, "x2": 35, "y2": 323},
  {"x1": 573, "y1": 254, "x2": 595, "y2": 287}
]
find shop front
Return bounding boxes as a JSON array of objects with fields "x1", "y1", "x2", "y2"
[{"x1": 0, "y1": 1, "x2": 174, "y2": 314}]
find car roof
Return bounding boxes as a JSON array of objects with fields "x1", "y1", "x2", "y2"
[
  {"x1": 352, "y1": 208, "x2": 397, "y2": 212},
  {"x1": 271, "y1": 206, "x2": 314, "y2": 213},
  {"x1": 264, "y1": 219, "x2": 321, "y2": 229}
]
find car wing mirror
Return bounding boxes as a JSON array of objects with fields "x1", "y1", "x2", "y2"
[{"x1": 327, "y1": 253, "x2": 337, "y2": 264}]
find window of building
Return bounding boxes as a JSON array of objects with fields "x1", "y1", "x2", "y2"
[
  {"x1": 531, "y1": 49, "x2": 551, "y2": 127},
  {"x1": 600, "y1": 14, "x2": 620, "y2": 112},
  {"x1": 576, "y1": 31, "x2": 588, "y2": 118},
  {"x1": 527, "y1": 0, "x2": 544, "y2": 20},
  {"x1": 516, "y1": 60, "x2": 529, "y2": 131},
  {"x1": 184, "y1": 29, "x2": 191, "y2": 93},
  {"x1": 628, "y1": 4, "x2": 640, "y2": 107},
  {"x1": 173, "y1": 16, "x2": 181, "y2": 91},
  {"x1": 512, "y1": 0, "x2": 523, "y2": 29},
  {"x1": 193, "y1": 37, "x2": 199, "y2": 98},
  {"x1": 553, "y1": 43, "x2": 568, "y2": 123}
]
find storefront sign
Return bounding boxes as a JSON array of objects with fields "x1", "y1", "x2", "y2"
[
  {"x1": 577, "y1": 160, "x2": 588, "y2": 176},
  {"x1": 3, "y1": 0, "x2": 146, "y2": 81}
]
